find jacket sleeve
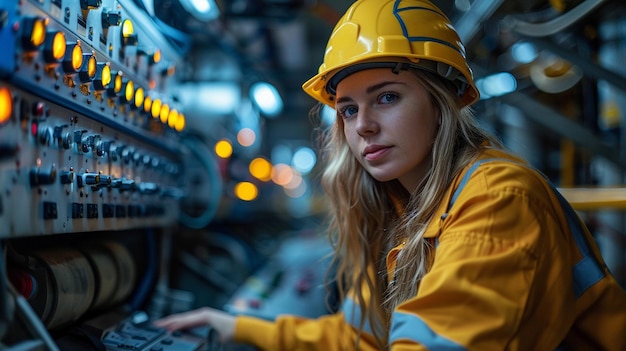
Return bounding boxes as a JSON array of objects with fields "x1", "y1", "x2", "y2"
[
  {"x1": 389, "y1": 162, "x2": 576, "y2": 350},
  {"x1": 233, "y1": 307, "x2": 380, "y2": 351}
]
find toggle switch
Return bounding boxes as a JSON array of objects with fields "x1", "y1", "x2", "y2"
[
  {"x1": 78, "y1": 172, "x2": 111, "y2": 188},
  {"x1": 111, "y1": 178, "x2": 135, "y2": 192},
  {"x1": 30, "y1": 165, "x2": 57, "y2": 186},
  {"x1": 60, "y1": 169, "x2": 74, "y2": 184}
]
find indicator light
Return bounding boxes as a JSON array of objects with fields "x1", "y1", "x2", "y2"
[
  {"x1": 143, "y1": 95, "x2": 152, "y2": 114},
  {"x1": 43, "y1": 31, "x2": 66, "y2": 63},
  {"x1": 168, "y1": 109, "x2": 178, "y2": 128},
  {"x1": 151, "y1": 98, "x2": 162, "y2": 119},
  {"x1": 121, "y1": 19, "x2": 138, "y2": 46},
  {"x1": 249, "y1": 157, "x2": 272, "y2": 182},
  {"x1": 0, "y1": 87, "x2": 13, "y2": 125},
  {"x1": 134, "y1": 87, "x2": 145, "y2": 109},
  {"x1": 159, "y1": 104, "x2": 170, "y2": 124},
  {"x1": 235, "y1": 182, "x2": 258, "y2": 201},
  {"x1": 22, "y1": 17, "x2": 47, "y2": 50},
  {"x1": 30, "y1": 121, "x2": 38, "y2": 137},
  {"x1": 215, "y1": 139, "x2": 233, "y2": 159},
  {"x1": 93, "y1": 62, "x2": 111, "y2": 90},
  {"x1": 151, "y1": 49, "x2": 161, "y2": 64},
  {"x1": 122, "y1": 19, "x2": 133, "y2": 37},
  {"x1": 87, "y1": 55, "x2": 97, "y2": 77},
  {"x1": 33, "y1": 101, "x2": 46, "y2": 116},
  {"x1": 175, "y1": 113, "x2": 185, "y2": 132},
  {"x1": 113, "y1": 71, "x2": 123, "y2": 94},
  {"x1": 164, "y1": 64, "x2": 176, "y2": 77},
  {"x1": 78, "y1": 54, "x2": 97, "y2": 82},
  {"x1": 62, "y1": 42, "x2": 83, "y2": 73},
  {"x1": 107, "y1": 71, "x2": 123, "y2": 96},
  {"x1": 120, "y1": 80, "x2": 134, "y2": 103}
]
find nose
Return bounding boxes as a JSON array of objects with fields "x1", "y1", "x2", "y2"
[{"x1": 355, "y1": 107, "x2": 379, "y2": 136}]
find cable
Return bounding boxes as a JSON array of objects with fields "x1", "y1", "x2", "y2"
[
  {"x1": 510, "y1": 0, "x2": 606, "y2": 37},
  {"x1": 128, "y1": 229, "x2": 158, "y2": 311},
  {"x1": 130, "y1": 0, "x2": 194, "y2": 54},
  {"x1": 10, "y1": 288, "x2": 60, "y2": 351}
]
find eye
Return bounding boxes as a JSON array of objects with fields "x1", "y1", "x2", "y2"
[
  {"x1": 378, "y1": 93, "x2": 398, "y2": 104},
  {"x1": 338, "y1": 105, "x2": 358, "y2": 119}
]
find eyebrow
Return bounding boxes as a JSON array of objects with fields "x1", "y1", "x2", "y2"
[{"x1": 336, "y1": 81, "x2": 405, "y2": 104}]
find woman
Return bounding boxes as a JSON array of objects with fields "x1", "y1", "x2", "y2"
[{"x1": 155, "y1": 0, "x2": 626, "y2": 349}]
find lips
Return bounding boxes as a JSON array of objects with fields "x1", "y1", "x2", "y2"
[{"x1": 363, "y1": 144, "x2": 391, "y2": 161}]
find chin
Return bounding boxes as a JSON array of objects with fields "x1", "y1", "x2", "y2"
[{"x1": 367, "y1": 171, "x2": 397, "y2": 183}]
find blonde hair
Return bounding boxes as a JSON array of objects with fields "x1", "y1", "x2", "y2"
[{"x1": 313, "y1": 68, "x2": 503, "y2": 349}]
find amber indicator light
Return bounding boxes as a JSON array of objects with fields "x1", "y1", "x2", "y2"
[{"x1": 0, "y1": 87, "x2": 13, "y2": 124}]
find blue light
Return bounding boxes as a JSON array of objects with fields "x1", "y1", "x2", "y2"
[
  {"x1": 179, "y1": 0, "x2": 220, "y2": 21},
  {"x1": 292, "y1": 147, "x2": 317, "y2": 174},
  {"x1": 476, "y1": 72, "x2": 517, "y2": 100},
  {"x1": 250, "y1": 82, "x2": 283, "y2": 118},
  {"x1": 195, "y1": 82, "x2": 240, "y2": 115},
  {"x1": 511, "y1": 42, "x2": 538, "y2": 64}
]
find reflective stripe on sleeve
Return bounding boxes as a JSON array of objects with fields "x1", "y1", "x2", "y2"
[
  {"x1": 341, "y1": 297, "x2": 376, "y2": 336},
  {"x1": 390, "y1": 311, "x2": 466, "y2": 350},
  {"x1": 553, "y1": 190, "x2": 605, "y2": 297}
]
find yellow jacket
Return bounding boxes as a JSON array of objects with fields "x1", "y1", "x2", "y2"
[{"x1": 233, "y1": 149, "x2": 626, "y2": 350}]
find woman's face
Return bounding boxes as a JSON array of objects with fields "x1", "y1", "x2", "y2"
[{"x1": 335, "y1": 68, "x2": 439, "y2": 191}]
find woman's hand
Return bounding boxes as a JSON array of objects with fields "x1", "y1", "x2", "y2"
[{"x1": 153, "y1": 307, "x2": 237, "y2": 343}]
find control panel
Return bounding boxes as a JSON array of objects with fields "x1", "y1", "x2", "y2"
[
  {"x1": 98, "y1": 312, "x2": 215, "y2": 351},
  {"x1": 0, "y1": 0, "x2": 192, "y2": 237},
  {"x1": 0, "y1": 0, "x2": 222, "y2": 349}
]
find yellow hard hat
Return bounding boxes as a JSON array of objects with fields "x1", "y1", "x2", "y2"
[{"x1": 302, "y1": 0, "x2": 480, "y2": 107}]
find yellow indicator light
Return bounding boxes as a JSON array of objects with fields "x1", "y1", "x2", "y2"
[
  {"x1": 87, "y1": 55, "x2": 97, "y2": 78},
  {"x1": 121, "y1": 19, "x2": 138, "y2": 46},
  {"x1": 168, "y1": 109, "x2": 178, "y2": 128},
  {"x1": 151, "y1": 98, "x2": 162, "y2": 118},
  {"x1": 93, "y1": 63, "x2": 111, "y2": 90},
  {"x1": 152, "y1": 49, "x2": 161, "y2": 64},
  {"x1": 78, "y1": 54, "x2": 97, "y2": 83},
  {"x1": 215, "y1": 139, "x2": 233, "y2": 159},
  {"x1": 122, "y1": 19, "x2": 134, "y2": 37},
  {"x1": 271, "y1": 163, "x2": 294, "y2": 186},
  {"x1": 235, "y1": 182, "x2": 258, "y2": 202},
  {"x1": 124, "y1": 80, "x2": 134, "y2": 102},
  {"x1": 249, "y1": 157, "x2": 272, "y2": 182},
  {"x1": 71, "y1": 44, "x2": 83, "y2": 71},
  {"x1": 237, "y1": 128, "x2": 256, "y2": 147},
  {"x1": 29, "y1": 17, "x2": 47, "y2": 48},
  {"x1": 134, "y1": 87, "x2": 145, "y2": 109},
  {"x1": 0, "y1": 87, "x2": 13, "y2": 124},
  {"x1": 143, "y1": 95, "x2": 152, "y2": 113},
  {"x1": 175, "y1": 113, "x2": 185, "y2": 132},
  {"x1": 159, "y1": 104, "x2": 170, "y2": 124},
  {"x1": 102, "y1": 64, "x2": 111, "y2": 86},
  {"x1": 52, "y1": 31, "x2": 66, "y2": 60},
  {"x1": 113, "y1": 72, "x2": 123, "y2": 93},
  {"x1": 63, "y1": 41, "x2": 87, "y2": 73}
]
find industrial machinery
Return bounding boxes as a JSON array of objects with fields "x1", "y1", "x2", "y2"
[{"x1": 0, "y1": 0, "x2": 221, "y2": 349}]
